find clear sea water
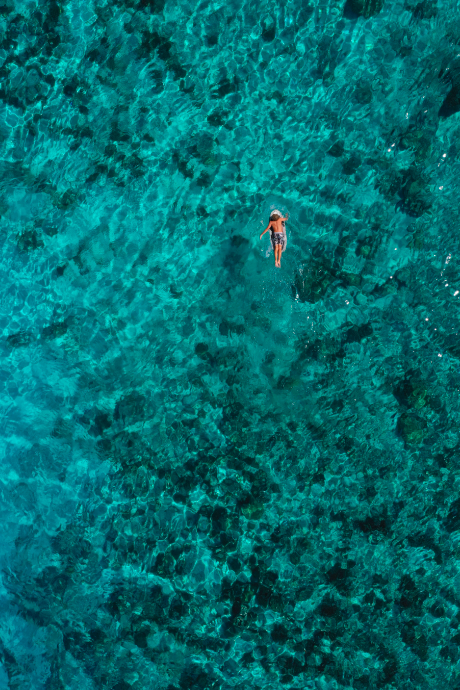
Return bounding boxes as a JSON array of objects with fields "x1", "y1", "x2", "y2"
[{"x1": 1, "y1": 0, "x2": 460, "y2": 688}]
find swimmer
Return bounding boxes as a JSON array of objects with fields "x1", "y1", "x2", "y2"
[{"x1": 259, "y1": 212, "x2": 289, "y2": 267}]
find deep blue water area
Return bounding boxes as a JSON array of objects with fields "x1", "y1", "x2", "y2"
[{"x1": 2, "y1": 0, "x2": 460, "y2": 688}]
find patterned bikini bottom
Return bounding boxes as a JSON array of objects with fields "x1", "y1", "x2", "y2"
[{"x1": 272, "y1": 233, "x2": 285, "y2": 248}]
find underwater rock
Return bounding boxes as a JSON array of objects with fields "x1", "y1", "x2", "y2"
[
  {"x1": 439, "y1": 84, "x2": 460, "y2": 118},
  {"x1": 394, "y1": 375, "x2": 429, "y2": 410},
  {"x1": 444, "y1": 333, "x2": 460, "y2": 360},
  {"x1": 230, "y1": 234, "x2": 249, "y2": 248},
  {"x1": 207, "y1": 109, "x2": 228, "y2": 127},
  {"x1": 342, "y1": 153, "x2": 362, "y2": 175},
  {"x1": 401, "y1": 622, "x2": 428, "y2": 660},
  {"x1": 42, "y1": 321, "x2": 69, "y2": 340},
  {"x1": 6, "y1": 330, "x2": 33, "y2": 347},
  {"x1": 271, "y1": 623, "x2": 289, "y2": 643},
  {"x1": 354, "y1": 83, "x2": 373, "y2": 104},
  {"x1": 399, "y1": 128, "x2": 432, "y2": 161},
  {"x1": 344, "y1": 0, "x2": 384, "y2": 18},
  {"x1": 397, "y1": 412, "x2": 428, "y2": 444},
  {"x1": 344, "y1": 322, "x2": 373, "y2": 343},
  {"x1": 408, "y1": 531, "x2": 442, "y2": 563},
  {"x1": 261, "y1": 16, "x2": 276, "y2": 42},
  {"x1": 406, "y1": 0, "x2": 437, "y2": 19},
  {"x1": 219, "y1": 320, "x2": 245, "y2": 336},
  {"x1": 327, "y1": 140, "x2": 345, "y2": 157},
  {"x1": 194, "y1": 342, "x2": 209, "y2": 358},
  {"x1": 17, "y1": 229, "x2": 43, "y2": 251},
  {"x1": 291, "y1": 260, "x2": 337, "y2": 303},
  {"x1": 212, "y1": 77, "x2": 238, "y2": 99},
  {"x1": 378, "y1": 165, "x2": 431, "y2": 216},
  {"x1": 355, "y1": 234, "x2": 379, "y2": 259},
  {"x1": 444, "y1": 497, "x2": 460, "y2": 533}
]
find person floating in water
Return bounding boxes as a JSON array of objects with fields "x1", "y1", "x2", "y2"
[{"x1": 259, "y1": 211, "x2": 289, "y2": 267}]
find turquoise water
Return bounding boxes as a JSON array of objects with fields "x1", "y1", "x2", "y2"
[{"x1": 2, "y1": 0, "x2": 460, "y2": 687}]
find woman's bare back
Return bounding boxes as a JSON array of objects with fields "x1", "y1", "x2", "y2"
[{"x1": 269, "y1": 217, "x2": 285, "y2": 234}]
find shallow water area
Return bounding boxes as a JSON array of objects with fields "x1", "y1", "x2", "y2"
[{"x1": 1, "y1": 0, "x2": 460, "y2": 688}]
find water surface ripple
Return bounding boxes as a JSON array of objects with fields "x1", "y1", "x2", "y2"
[{"x1": 1, "y1": 0, "x2": 460, "y2": 688}]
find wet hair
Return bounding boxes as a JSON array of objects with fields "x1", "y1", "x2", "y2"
[{"x1": 270, "y1": 213, "x2": 281, "y2": 221}]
